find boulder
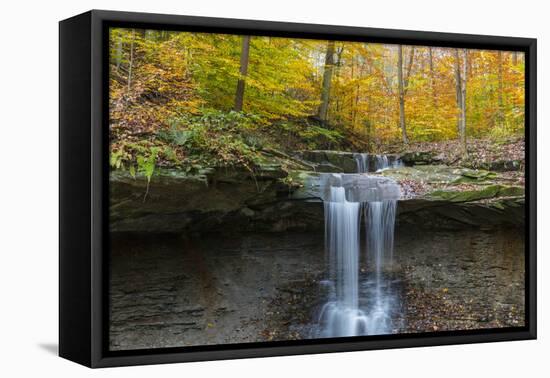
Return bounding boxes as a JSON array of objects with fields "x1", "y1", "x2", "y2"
[
  {"x1": 295, "y1": 150, "x2": 358, "y2": 173},
  {"x1": 400, "y1": 151, "x2": 442, "y2": 165},
  {"x1": 469, "y1": 159, "x2": 524, "y2": 172}
]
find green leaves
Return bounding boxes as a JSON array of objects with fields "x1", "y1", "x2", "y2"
[
  {"x1": 110, "y1": 150, "x2": 124, "y2": 169},
  {"x1": 162, "y1": 110, "x2": 262, "y2": 170},
  {"x1": 159, "y1": 124, "x2": 195, "y2": 146},
  {"x1": 110, "y1": 148, "x2": 131, "y2": 170},
  {"x1": 136, "y1": 147, "x2": 159, "y2": 183}
]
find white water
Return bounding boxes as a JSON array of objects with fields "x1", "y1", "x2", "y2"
[
  {"x1": 354, "y1": 153, "x2": 404, "y2": 173},
  {"x1": 363, "y1": 200, "x2": 397, "y2": 334},
  {"x1": 318, "y1": 185, "x2": 368, "y2": 337},
  {"x1": 355, "y1": 153, "x2": 370, "y2": 173},
  {"x1": 314, "y1": 163, "x2": 400, "y2": 338}
]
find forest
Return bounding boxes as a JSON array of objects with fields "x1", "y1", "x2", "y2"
[
  {"x1": 108, "y1": 27, "x2": 526, "y2": 350},
  {"x1": 108, "y1": 28, "x2": 525, "y2": 177}
]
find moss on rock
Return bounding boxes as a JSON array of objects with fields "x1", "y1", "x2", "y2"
[{"x1": 428, "y1": 185, "x2": 524, "y2": 202}]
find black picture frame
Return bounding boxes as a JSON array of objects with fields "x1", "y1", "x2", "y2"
[{"x1": 59, "y1": 9, "x2": 537, "y2": 368}]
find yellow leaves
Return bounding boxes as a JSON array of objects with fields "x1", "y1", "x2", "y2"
[{"x1": 109, "y1": 27, "x2": 525, "y2": 147}]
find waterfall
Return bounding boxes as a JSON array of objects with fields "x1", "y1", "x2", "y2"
[
  {"x1": 354, "y1": 153, "x2": 369, "y2": 173},
  {"x1": 318, "y1": 184, "x2": 368, "y2": 337},
  {"x1": 314, "y1": 171, "x2": 400, "y2": 337},
  {"x1": 363, "y1": 200, "x2": 397, "y2": 334},
  {"x1": 375, "y1": 155, "x2": 390, "y2": 171},
  {"x1": 354, "y1": 153, "x2": 403, "y2": 173},
  {"x1": 391, "y1": 159, "x2": 404, "y2": 169}
]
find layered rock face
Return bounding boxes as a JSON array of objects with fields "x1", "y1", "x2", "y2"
[{"x1": 110, "y1": 150, "x2": 524, "y2": 233}]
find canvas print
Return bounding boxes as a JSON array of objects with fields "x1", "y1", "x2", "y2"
[{"x1": 108, "y1": 27, "x2": 526, "y2": 351}]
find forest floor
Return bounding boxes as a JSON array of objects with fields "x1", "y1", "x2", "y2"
[
  {"x1": 388, "y1": 137, "x2": 525, "y2": 173},
  {"x1": 395, "y1": 137, "x2": 525, "y2": 198}
]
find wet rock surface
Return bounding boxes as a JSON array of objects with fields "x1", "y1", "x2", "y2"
[
  {"x1": 110, "y1": 227, "x2": 525, "y2": 350},
  {"x1": 377, "y1": 165, "x2": 525, "y2": 229},
  {"x1": 294, "y1": 150, "x2": 401, "y2": 173},
  {"x1": 396, "y1": 228, "x2": 525, "y2": 332},
  {"x1": 109, "y1": 168, "x2": 322, "y2": 234},
  {"x1": 111, "y1": 162, "x2": 525, "y2": 234},
  {"x1": 109, "y1": 232, "x2": 325, "y2": 350}
]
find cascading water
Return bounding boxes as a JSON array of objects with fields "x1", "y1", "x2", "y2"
[
  {"x1": 363, "y1": 200, "x2": 397, "y2": 334},
  {"x1": 355, "y1": 153, "x2": 369, "y2": 173},
  {"x1": 317, "y1": 183, "x2": 368, "y2": 337},
  {"x1": 390, "y1": 158, "x2": 404, "y2": 170},
  {"x1": 312, "y1": 170, "x2": 401, "y2": 338},
  {"x1": 354, "y1": 153, "x2": 403, "y2": 173},
  {"x1": 375, "y1": 155, "x2": 389, "y2": 171}
]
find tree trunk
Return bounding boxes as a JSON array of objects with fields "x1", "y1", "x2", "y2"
[
  {"x1": 454, "y1": 49, "x2": 461, "y2": 134},
  {"x1": 454, "y1": 49, "x2": 467, "y2": 150},
  {"x1": 428, "y1": 47, "x2": 437, "y2": 107},
  {"x1": 115, "y1": 36, "x2": 123, "y2": 71},
  {"x1": 497, "y1": 51, "x2": 505, "y2": 127},
  {"x1": 365, "y1": 119, "x2": 372, "y2": 153},
  {"x1": 350, "y1": 54, "x2": 356, "y2": 128},
  {"x1": 318, "y1": 41, "x2": 335, "y2": 123},
  {"x1": 127, "y1": 29, "x2": 136, "y2": 93},
  {"x1": 234, "y1": 35, "x2": 251, "y2": 112},
  {"x1": 461, "y1": 49, "x2": 468, "y2": 149},
  {"x1": 334, "y1": 46, "x2": 344, "y2": 116},
  {"x1": 365, "y1": 57, "x2": 373, "y2": 150},
  {"x1": 397, "y1": 45, "x2": 409, "y2": 144}
]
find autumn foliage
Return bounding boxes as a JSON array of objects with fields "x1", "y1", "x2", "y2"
[{"x1": 109, "y1": 28, "x2": 525, "y2": 174}]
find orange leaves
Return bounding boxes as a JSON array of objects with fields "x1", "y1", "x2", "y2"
[{"x1": 109, "y1": 27, "x2": 525, "y2": 160}]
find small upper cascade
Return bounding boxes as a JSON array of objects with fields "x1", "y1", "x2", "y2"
[
  {"x1": 354, "y1": 153, "x2": 404, "y2": 173},
  {"x1": 375, "y1": 155, "x2": 390, "y2": 171},
  {"x1": 354, "y1": 153, "x2": 369, "y2": 173}
]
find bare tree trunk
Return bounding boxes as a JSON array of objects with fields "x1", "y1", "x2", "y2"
[
  {"x1": 127, "y1": 29, "x2": 136, "y2": 93},
  {"x1": 355, "y1": 57, "x2": 364, "y2": 131},
  {"x1": 454, "y1": 49, "x2": 467, "y2": 150},
  {"x1": 428, "y1": 47, "x2": 437, "y2": 107},
  {"x1": 365, "y1": 119, "x2": 372, "y2": 152},
  {"x1": 350, "y1": 54, "x2": 356, "y2": 128},
  {"x1": 334, "y1": 45, "x2": 344, "y2": 117},
  {"x1": 115, "y1": 36, "x2": 123, "y2": 71},
  {"x1": 497, "y1": 51, "x2": 505, "y2": 127},
  {"x1": 397, "y1": 45, "x2": 409, "y2": 144},
  {"x1": 318, "y1": 41, "x2": 335, "y2": 123},
  {"x1": 234, "y1": 35, "x2": 251, "y2": 112},
  {"x1": 454, "y1": 50, "x2": 461, "y2": 133},
  {"x1": 364, "y1": 57, "x2": 373, "y2": 151},
  {"x1": 462, "y1": 49, "x2": 468, "y2": 149},
  {"x1": 405, "y1": 47, "x2": 415, "y2": 86}
]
